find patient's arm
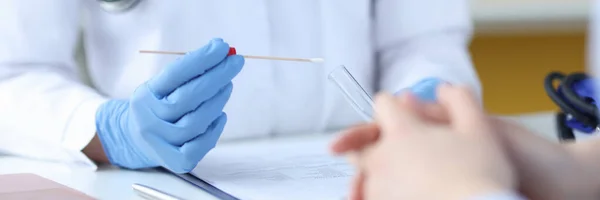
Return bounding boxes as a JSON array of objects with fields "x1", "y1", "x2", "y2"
[{"x1": 566, "y1": 138, "x2": 600, "y2": 178}]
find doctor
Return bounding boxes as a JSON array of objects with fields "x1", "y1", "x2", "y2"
[{"x1": 0, "y1": 0, "x2": 481, "y2": 173}]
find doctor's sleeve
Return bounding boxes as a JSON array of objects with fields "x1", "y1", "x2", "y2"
[
  {"x1": 374, "y1": 0, "x2": 483, "y2": 101},
  {"x1": 0, "y1": 0, "x2": 106, "y2": 169}
]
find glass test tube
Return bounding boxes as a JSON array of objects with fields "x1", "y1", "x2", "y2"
[{"x1": 328, "y1": 65, "x2": 375, "y2": 121}]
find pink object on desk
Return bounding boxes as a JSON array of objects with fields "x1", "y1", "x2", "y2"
[{"x1": 0, "y1": 173, "x2": 95, "y2": 200}]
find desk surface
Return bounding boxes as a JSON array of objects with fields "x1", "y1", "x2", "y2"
[
  {"x1": 0, "y1": 112, "x2": 560, "y2": 200},
  {"x1": 0, "y1": 156, "x2": 217, "y2": 200}
]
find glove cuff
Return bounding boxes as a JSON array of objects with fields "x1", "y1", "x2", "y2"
[
  {"x1": 95, "y1": 100, "x2": 127, "y2": 166},
  {"x1": 396, "y1": 77, "x2": 446, "y2": 102},
  {"x1": 95, "y1": 100, "x2": 156, "y2": 169}
]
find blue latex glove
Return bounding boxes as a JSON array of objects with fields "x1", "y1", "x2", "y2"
[
  {"x1": 95, "y1": 38, "x2": 244, "y2": 173},
  {"x1": 396, "y1": 77, "x2": 446, "y2": 102}
]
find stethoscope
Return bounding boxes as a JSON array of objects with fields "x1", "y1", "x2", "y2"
[
  {"x1": 544, "y1": 71, "x2": 599, "y2": 142},
  {"x1": 97, "y1": 0, "x2": 141, "y2": 13}
]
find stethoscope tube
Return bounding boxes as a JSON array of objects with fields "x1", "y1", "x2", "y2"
[
  {"x1": 562, "y1": 73, "x2": 598, "y2": 116},
  {"x1": 556, "y1": 112, "x2": 576, "y2": 141}
]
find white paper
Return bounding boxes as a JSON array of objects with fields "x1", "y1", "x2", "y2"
[{"x1": 191, "y1": 134, "x2": 354, "y2": 200}]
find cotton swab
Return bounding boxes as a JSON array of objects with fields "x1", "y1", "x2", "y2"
[{"x1": 139, "y1": 48, "x2": 324, "y2": 63}]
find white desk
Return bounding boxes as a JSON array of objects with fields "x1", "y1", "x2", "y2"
[
  {"x1": 0, "y1": 112, "x2": 565, "y2": 200},
  {"x1": 0, "y1": 156, "x2": 217, "y2": 200}
]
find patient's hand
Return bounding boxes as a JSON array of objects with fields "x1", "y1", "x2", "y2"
[
  {"x1": 335, "y1": 86, "x2": 516, "y2": 200},
  {"x1": 332, "y1": 85, "x2": 600, "y2": 200}
]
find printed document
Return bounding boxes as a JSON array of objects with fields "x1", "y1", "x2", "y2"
[{"x1": 191, "y1": 134, "x2": 354, "y2": 200}]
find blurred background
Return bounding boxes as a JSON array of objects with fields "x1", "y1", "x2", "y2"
[{"x1": 470, "y1": 0, "x2": 588, "y2": 116}]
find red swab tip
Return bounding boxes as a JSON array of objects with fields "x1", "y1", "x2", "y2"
[{"x1": 228, "y1": 47, "x2": 237, "y2": 56}]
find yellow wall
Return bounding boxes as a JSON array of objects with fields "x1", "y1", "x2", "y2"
[{"x1": 470, "y1": 32, "x2": 587, "y2": 115}]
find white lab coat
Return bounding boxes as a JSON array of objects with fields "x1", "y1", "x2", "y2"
[{"x1": 0, "y1": 0, "x2": 481, "y2": 169}]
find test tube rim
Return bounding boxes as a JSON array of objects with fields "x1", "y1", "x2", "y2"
[{"x1": 327, "y1": 65, "x2": 374, "y2": 121}]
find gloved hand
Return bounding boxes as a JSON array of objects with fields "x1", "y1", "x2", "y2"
[
  {"x1": 95, "y1": 38, "x2": 244, "y2": 173},
  {"x1": 397, "y1": 77, "x2": 446, "y2": 102}
]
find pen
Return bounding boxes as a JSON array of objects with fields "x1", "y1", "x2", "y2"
[{"x1": 132, "y1": 183, "x2": 183, "y2": 200}]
